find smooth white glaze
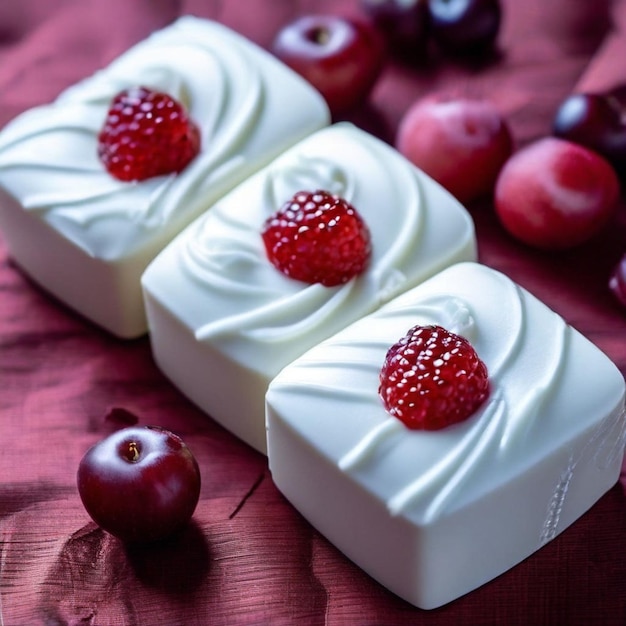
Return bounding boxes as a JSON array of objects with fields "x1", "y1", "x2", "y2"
[
  {"x1": 0, "y1": 16, "x2": 329, "y2": 337},
  {"x1": 142, "y1": 123, "x2": 477, "y2": 452},
  {"x1": 266, "y1": 262, "x2": 626, "y2": 609}
]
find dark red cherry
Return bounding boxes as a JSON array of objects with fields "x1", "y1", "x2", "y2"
[
  {"x1": 428, "y1": 0, "x2": 501, "y2": 55},
  {"x1": 360, "y1": 0, "x2": 431, "y2": 55},
  {"x1": 553, "y1": 90, "x2": 626, "y2": 175},
  {"x1": 272, "y1": 14, "x2": 386, "y2": 117},
  {"x1": 77, "y1": 426, "x2": 201, "y2": 543}
]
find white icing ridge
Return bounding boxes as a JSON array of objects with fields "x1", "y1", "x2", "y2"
[
  {"x1": 0, "y1": 16, "x2": 329, "y2": 259},
  {"x1": 178, "y1": 135, "x2": 424, "y2": 350},
  {"x1": 0, "y1": 16, "x2": 329, "y2": 338},
  {"x1": 264, "y1": 240, "x2": 626, "y2": 613},
  {"x1": 142, "y1": 122, "x2": 476, "y2": 451},
  {"x1": 267, "y1": 263, "x2": 622, "y2": 524}
]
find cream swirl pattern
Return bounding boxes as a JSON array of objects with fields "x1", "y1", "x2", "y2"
[
  {"x1": 265, "y1": 262, "x2": 626, "y2": 609},
  {"x1": 0, "y1": 23, "x2": 267, "y2": 252},
  {"x1": 333, "y1": 284, "x2": 570, "y2": 523},
  {"x1": 142, "y1": 123, "x2": 477, "y2": 453},
  {"x1": 183, "y1": 146, "x2": 422, "y2": 345},
  {"x1": 0, "y1": 17, "x2": 330, "y2": 337}
]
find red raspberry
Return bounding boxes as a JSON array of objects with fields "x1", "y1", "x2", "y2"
[
  {"x1": 379, "y1": 324, "x2": 489, "y2": 430},
  {"x1": 261, "y1": 190, "x2": 372, "y2": 287},
  {"x1": 97, "y1": 86, "x2": 200, "y2": 182}
]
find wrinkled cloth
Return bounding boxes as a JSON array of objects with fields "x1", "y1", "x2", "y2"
[{"x1": 1, "y1": 1, "x2": 626, "y2": 624}]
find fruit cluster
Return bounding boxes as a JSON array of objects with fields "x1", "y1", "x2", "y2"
[
  {"x1": 395, "y1": 85, "x2": 625, "y2": 308},
  {"x1": 361, "y1": 0, "x2": 502, "y2": 59},
  {"x1": 270, "y1": 3, "x2": 624, "y2": 311},
  {"x1": 271, "y1": 1, "x2": 502, "y2": 118},
  {"x1": 553, "y1": 85, "x2": 626, "y2": 309},
  {"x1": 278, "y1": 6, "x2": 625, "y2": 310}
]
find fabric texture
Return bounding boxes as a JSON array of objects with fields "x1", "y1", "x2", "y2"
[{"x1": 1, "y1": 1, "x2": 626, "y2": 624}]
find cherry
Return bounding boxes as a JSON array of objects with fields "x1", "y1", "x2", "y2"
[
  {"x1": 428, "y1": 0, "x2": 502, "y2": 55},
  {"x1": 360, "y1": 0, "x2": 430, "y2": 56},
  {"x1": 552, "y1": 89, "x2": 626, "y2": 176},
  {"x1": 396, "y1": 94, "x2": 513, "y2": 204},
  {"x1": 494, "y1": 137, "x2": 620, "y2": 250},
  {"x1": 271, "y1": 14, "x2": 386, "y2": 117},
  {"x1": 77, "y1": 426, "x2": 201, "y2": 543}
]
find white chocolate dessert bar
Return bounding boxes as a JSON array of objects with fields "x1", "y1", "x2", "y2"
[
  {"x1": 0, "y1": 16, "x2": 329, "y2": 338},
  {"x1": 265, "y1": 261, "x2": 626, "y2": 609},
  {"x1": 142, "y1": 123, "x2": 477, "y2": 453}
]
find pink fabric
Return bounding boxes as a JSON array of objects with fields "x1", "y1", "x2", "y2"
[{"x1": 1, "y1": 1, "x2": 626, "y2": 623}]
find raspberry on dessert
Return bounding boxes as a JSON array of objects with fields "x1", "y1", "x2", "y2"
[
  {"x1": 379, "y1": 324, "x2": 489, "y2": 430},
  {"x1": 261, "y1": 190, "x2": 372, "y2": 287},
  {"x1": 97, "y1": 86, "x2": 201, "y2": 182}
]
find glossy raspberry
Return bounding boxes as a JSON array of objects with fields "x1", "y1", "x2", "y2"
[
  {"x1": 261, "y1": 190, "x2": 372, "y2": 287},
  {"x1": 379, "y1": 324, "x2": 489, "y2": 430},
  {"x1": 98, "y1": 86, "x2": 200, "y2": 182}
]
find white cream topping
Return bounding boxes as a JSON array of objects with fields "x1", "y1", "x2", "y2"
[
  {"x1": 0, "y1": 17, "x2": 329, "y2": 260},
  {"x1": 152, "y1": 123, "x2": 475, "y2": 377},
  {"x1": 267, "y1": 262, "x2": 626, "y2": 524},
  {"x1": 185, "y1": 147, "x2": 421, "y2": 342}
]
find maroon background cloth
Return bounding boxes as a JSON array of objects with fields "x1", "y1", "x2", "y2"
[{"x1": 1, "y1": 1, "x2": 626, "y2": 624}]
